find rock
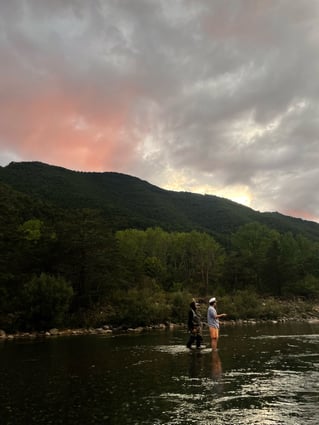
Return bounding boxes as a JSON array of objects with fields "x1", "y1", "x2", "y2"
[
  {"x1": 96, "y1": 328, "x2": 108, "y2": 334},
  {"x1": 102, "y1": 325, "x2": 111, "y2": 330},
  {"x1": 158, "y1": 323, "x2": 166, "y2": 330}
]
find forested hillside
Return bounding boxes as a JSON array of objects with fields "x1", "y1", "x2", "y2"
[
  {"x1": 1, "y1": 161, "x2": 319, "y2": 242},
  {"x1": 1, "y1": 161, "x2": 319, "y2": 333}
]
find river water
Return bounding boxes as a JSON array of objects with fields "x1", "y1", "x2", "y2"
[{"x1": 0, "y1": 322, "x2": 318, "y2": 425}]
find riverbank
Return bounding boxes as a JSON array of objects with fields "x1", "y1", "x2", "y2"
[
  {"x1": 0, "y1": 323, "x2": 172, "y2": 340},
  {"x1": 1, "y1": 296, "x2": 319, "y2": 341},
  {"x1": 1, "y1": 316, "x2": 319, "y2": 341}
]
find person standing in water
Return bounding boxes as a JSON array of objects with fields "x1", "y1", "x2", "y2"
[
  {"x1": 186, "y1": 300, "x2": 203, "y2": 349},
  {"x1": 207, "y1": 297, "x2": 227, "y2": 351}
]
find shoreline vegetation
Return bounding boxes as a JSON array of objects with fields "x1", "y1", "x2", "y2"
[
  {"x1": 2, "y1": 163, "x2": 319, "y2": 341},
  {"x1": 1, "y1": 318, "x2": 319, "y2": 341},
  {"x1": 1, "y1": 299, "x2": 319, "y2": 341}
]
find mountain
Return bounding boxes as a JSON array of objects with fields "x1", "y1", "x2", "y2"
[{"x1": 1, "y1": 161, "x2": 319, "y2": 242}]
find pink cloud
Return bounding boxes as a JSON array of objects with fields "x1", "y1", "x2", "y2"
[
  {"x1": 0, "y1": 79, "x2": 140, "y2": 172},
  {"x1": 283, "y1": 209, "x2": 319, "y2": 223}
]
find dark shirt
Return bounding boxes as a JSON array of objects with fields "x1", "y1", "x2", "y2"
[{"x1": 188, "y1": 308, "x2": 201, "y2": 331}]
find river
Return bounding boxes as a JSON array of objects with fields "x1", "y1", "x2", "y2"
[{"x1": 0, "y1": 322, "x2": 318, "y2": 425}]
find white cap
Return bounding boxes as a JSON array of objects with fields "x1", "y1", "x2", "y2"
[{"x1": 209, "y1": 297, "x2": 216, "y2": 303}]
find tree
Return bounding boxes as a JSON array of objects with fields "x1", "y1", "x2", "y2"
[
  {"x1": 231, "y1": 222, "x2": 279, "y2": 293},
  {"x1": 167, "y1": 231, "x2": 224, "y2": 295},
  {"x1": 116, "y1": 228, "x2": 147, "y2": 287},
  {"x1": 53, "y1": 209, "x2": 118, "y2": 309},
  {"x1": 21, "y1": 273, "x2": 73, "y2": 330},
  {"x1": 187, "y1": 231, "x2": 224, "y2": 295}
]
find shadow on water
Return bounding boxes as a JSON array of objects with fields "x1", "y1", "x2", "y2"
[{"x1": 0, "y1": 322, "x2": 318, "y2": 425}]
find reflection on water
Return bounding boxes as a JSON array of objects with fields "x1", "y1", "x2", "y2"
[
  {"x1": 211, "y1": 350, "x2": 222, "y2": 381},
  {"x1": 0, "y1": 323, "x2": 318, "y2": 425},
  {"x1": 154, "y1": 325, "x2": 319, "y2": 425}
]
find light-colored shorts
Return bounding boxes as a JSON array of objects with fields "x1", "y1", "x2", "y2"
[{"x1": 209, "y1": 327, "x2": 219, "y2": 339}]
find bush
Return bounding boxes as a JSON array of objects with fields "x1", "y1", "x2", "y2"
[
  {"x1": 219, "y1": 290, "x2": 260, "y2": 320},
  {"x1": 283, "y1": 275, "x2": 319, "y2": 300},
  {"x1": 107, "y1": 280, "x2": 196, "y2": 327},
  {"x1": 259, "y1": 298, "x2": 285, "y2": 320},
  {"x1": 20, "y1": 273, "x2": 74, "y2": 331},
  {"x1": 168, "y1": 290, "x2": 193, "y2": 323},
  {"x1": 110, "y1": 285, "x2": 170, "y2": 327}
]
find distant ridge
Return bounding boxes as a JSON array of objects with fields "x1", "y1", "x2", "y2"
[{"x1": 1, "y1": 161, "x2": 319, "y2": 242}]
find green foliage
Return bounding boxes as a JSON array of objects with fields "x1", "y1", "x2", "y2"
[
  {"x1": 220, "y1": 290, "x2": 260, "y2": 320},
  {"x1": 20, "y1": 273, "x2": 74, "y2": 331},
  {"x1": 18, "y1": 219, "x2": 43, "y2": 241},
  {"x1": 144, "y1": 256, "x2": 166, "y2": 280},
  {"x1": 116, "y1": 228, "x2": 224, "y2": 294},
  {"x1": 220, "y1": 292, "x2": 289, "y2": 320},
  {"x1": 167, "y1": 290, "x2": 194, "y2": 323},
  {"x1": 1, "y1": 163, "x2": 319, "y2": 331},
  {"x1": 53, "y1": 209, "x2": 119, "y2": 309},
  {"x1": 283, "y1": 275, "x2": 319, "y2": 299},
  {"x1": 2, "y1": 161, "x2": 319, "y2": 240},
  {"x1": 110, "y1": 284, "x2": 171, "y2": 327},
  {"x1": 230, "y1": 222, "x2": 279, "y2": 292}
]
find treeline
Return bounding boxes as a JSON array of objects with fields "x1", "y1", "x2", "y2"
[
  {"x1": 1, "y1": 185, "x2": 319, "y2": 332},
  {"x1": 3, "y1": 161, "x2": 319, "y2": 242}
]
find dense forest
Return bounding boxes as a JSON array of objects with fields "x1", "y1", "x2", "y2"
[
  {"x1": 1, "y1": 162, "x2": 319, "y2": 332},
  {"x1": 2, "y1": 161, "x2": 319, "y2": 242}
]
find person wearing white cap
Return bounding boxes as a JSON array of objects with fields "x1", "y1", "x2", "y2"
[{"x1": 207, "y1": 297, "x2": 227, "y2": 351}]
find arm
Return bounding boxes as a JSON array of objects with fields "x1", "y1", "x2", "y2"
[{"x1": 188, "y1": 310, "x2": 194, "y2": 330}]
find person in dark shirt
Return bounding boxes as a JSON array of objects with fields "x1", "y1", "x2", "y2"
[{"x1": 186, "y1": 300, "x2": 203, "y2": 349}]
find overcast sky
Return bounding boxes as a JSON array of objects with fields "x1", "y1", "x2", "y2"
[{"x1": 1, "y1": 0, "x2": 319, "y2": 222}]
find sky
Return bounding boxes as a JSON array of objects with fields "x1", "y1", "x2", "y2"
[{"x1": 1, "y1": 0, "x2": 319, "y2": 222}]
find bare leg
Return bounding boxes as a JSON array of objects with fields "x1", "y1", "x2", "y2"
[
  {"x1": 209, "y1": 327, "x2": 219, "y2": 351},
  {"x1": 211, "y1": 337, "x2": 218, "y2": 351}
]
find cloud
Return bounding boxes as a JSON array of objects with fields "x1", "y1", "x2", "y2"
[{"x1": 1, "y1": 0, "x2": 319, "y2": 221}]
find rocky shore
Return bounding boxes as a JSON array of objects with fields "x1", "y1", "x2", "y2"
[
  {"x1": 1, "y1": 316, "x2": 319, "y2": 341},
  {"x1": 0, "y1": 322, "x2": 177, "y2": 340}
]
